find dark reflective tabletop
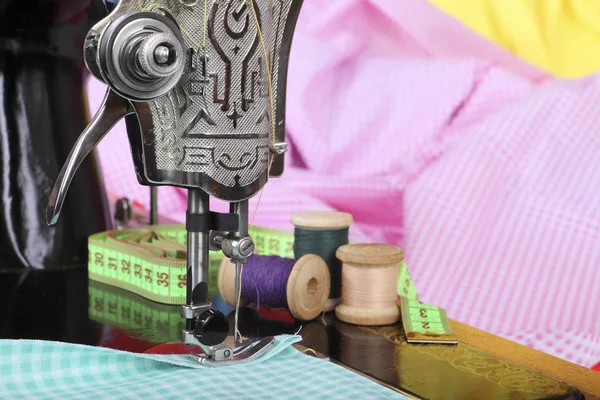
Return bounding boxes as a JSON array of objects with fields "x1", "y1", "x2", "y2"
[{"x1": 0, "y1": 267, "x2": 584, "y2": 400}]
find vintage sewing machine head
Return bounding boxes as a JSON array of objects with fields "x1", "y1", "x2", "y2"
[
  {"x1": 48, "y1": 0, "x2": 302, "y2": 221},
  {"x1": 46, "y1": 0, "x2": 303, "y2": 365}
]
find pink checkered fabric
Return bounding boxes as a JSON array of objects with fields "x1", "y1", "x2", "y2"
[{"x1": 90, "y1": 0, "x2": 600, "y2": 368}]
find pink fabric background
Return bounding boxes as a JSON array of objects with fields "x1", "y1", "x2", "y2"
[{"x1": 89, "y1": 0, "x2": 599, "y2": 367}]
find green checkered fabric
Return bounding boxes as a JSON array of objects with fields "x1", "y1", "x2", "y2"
[{"x1": 0, "y1": 335, "x2": 409, "y2": 399}]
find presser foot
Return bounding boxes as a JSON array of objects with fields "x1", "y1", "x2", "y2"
[
  {"x1": 186, "y1": 336, "x2": 275, "y2": 367},
  {"x1": 180, "y1": 302, "x2": 229, "y2": 355},
  {"x1": 180, "y1": 303, "x2": 275, "y2": 366}
]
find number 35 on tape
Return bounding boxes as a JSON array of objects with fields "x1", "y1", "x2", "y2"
[{"x1": 399, "y1": 297, "x2": 458, "y2": 345}]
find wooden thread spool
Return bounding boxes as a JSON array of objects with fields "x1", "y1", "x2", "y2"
[
  {"x1": 290, "y1": 211, "x2": 353, "y2": 312},
  {"x1": 218, "y1": 254, "x2": 330, "y2": 321},
  {"x1": 335, "y1": 243, "x2": 404, "y2": 326}
]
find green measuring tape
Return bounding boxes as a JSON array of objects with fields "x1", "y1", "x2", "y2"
[
  {"x1": 87, "y1": 224, "x2": 455, "y2": 344},
  {"x1": 399, "y1": 297, "x2": 458, "y2": 344},
  {"x1": 88, "y1": 225, "x2": 294, "y2": 305},
  {"x1": 396, "y1": 260, "x2": 457, "y2": 343}
]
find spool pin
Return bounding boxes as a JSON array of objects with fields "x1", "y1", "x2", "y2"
[
  {"x1": 290, "y1": 211, "x2": 353, "y2": 312},
  {"x1": 335, "y1": 243, "x2": 404, "y2": 326},
  {"x1": 218, "y1": 254, "x2": 330, "y2": 321}
]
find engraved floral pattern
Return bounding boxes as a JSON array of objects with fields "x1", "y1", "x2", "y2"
[{"x1": 361, "y1": 325, "x2": 568, "y2": 396}]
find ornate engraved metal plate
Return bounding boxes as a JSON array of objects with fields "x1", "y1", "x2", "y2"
[{"x1": 85, "y1": 0, "x2": 302, "y2": 200}]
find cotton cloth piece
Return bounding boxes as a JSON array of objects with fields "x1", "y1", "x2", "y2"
[
  {"x1": 90, "y1": 0, "x2": 600, "y2": 368},
  {"x1": 0, "y1": 335, "x2": 408, "y2": 400}
]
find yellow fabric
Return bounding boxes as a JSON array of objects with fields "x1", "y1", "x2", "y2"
[{"x1": 427, "y1": 0, "x2": 600, "y2": 78}]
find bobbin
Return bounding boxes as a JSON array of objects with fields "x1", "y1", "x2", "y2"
[
  {"x1": 290, "y1": 211, "x2": 353, "y2": 312},
  {"x1": 335, "y1": 243, "x2": 404, "y2": 326},
  {"x1": 218, "y1": 254, "x2": 331, "y2": 321}
]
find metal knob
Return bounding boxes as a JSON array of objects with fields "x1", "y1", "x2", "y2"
[
  {"x1": 137, "y1": 32, "x2": 183, "y2": 79},
  {"x1": 96, "y1": 12, "x2": 186, "y2": 100},
  {"x1": 193, "y1": 309, "x2": 229, "y2": 347}
]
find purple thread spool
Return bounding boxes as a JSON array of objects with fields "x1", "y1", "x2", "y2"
[
  {"x1": 218, "y1": 254, "x2": 331, "y2": 320},
  {"x1": 241, "y1": 255, "x2": 295, "y2": 309}
]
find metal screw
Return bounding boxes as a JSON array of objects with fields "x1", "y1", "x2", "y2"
[
  {"x1": 154, "y1": 45, "x2": 171, "y2": 65},
  {"x1": 213, "y1": 234, "x2": 224, "y2": 246},
  {"x1": 224, "y1": 350, "x2": 231, "y2": 358},
  {"x1": 239, "y1": 237, "x2": 255, "y2": 258}
]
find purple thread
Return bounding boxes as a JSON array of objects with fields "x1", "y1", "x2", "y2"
[{"x1": 241, "y1": 255, "x2": 296, "y2": 309}]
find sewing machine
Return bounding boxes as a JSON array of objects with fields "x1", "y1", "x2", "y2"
[
  {"x1": 46, "y1": 0, "x2": 303, "y2": 366},
  {"x1": 9, "y1": 1, "x2": 596, "y2": 396}
]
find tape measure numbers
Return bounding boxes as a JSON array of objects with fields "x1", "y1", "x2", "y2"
[
  {"x1": 399, "y1": 297, "x2": 457, "y2": 344},
  {"x1": 397, "y1": 260, "x2": 419, "y2": 301},
  {"x1": 88, "y1": 225, "x2": 294, "y2": 305}
]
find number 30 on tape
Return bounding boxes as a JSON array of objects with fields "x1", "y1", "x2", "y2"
[{"x1": 88, "y1": 242, "x2": 188, "y2": 305}]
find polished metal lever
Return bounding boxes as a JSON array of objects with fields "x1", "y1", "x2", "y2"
[{"x1": 46, "y1": 90, "x2": 133, "y2": 226}]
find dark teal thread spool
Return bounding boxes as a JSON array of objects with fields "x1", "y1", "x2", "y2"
[{"x1": 291, "y1": 212, "x2": 353, "y2": 312}]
